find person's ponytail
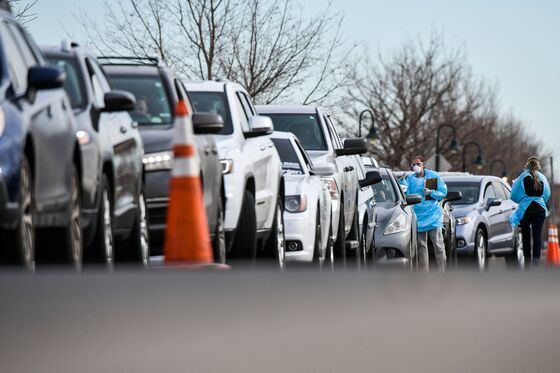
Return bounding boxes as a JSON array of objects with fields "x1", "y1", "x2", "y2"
[{"x1": 526, "y1": 157, "x2": 542, "y2": 192}]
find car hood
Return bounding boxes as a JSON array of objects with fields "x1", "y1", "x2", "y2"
[
  {"x1": 452, "y1": 204, "x2": 479, "y2": 217},
  {"x1": 139, "y1": 126, "x2": 174, "y2": 154},
  {"x1": 283, "y1": 175, "x2": 305, "y2": 195},
  {"x1": 375, "y1": 202, "x2": 402, "y2": 227}
]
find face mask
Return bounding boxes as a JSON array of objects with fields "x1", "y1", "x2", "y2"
[{"x1": 413, "y1": 165, "x2": 422, "y2": 174}]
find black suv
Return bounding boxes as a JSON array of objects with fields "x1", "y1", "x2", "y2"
[
  {"x1": 0, "y1": 3, "x2": 81, "y2": 268},
  {"x1": 101, "y1": 58, "x2": 225, "y2": 261},
  {"x1": 43, "y1": 42, "x2": 148, "y2": 265}
]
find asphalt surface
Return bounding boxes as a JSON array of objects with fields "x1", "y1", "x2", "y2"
[{"x1": 1, "y1": 258, "x2": 560, "y2": 373}]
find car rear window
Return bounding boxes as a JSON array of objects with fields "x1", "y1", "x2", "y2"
[
  {"x1": 109, "y1": 75, "x2": 173, "y2": 125},
  {"x1": 446, "y1": 182, "x2": 480, "y2": 205},
  {"x1": 189, "y1": 91, "x2": 233, "y2": 135},
  {"x1": 265, "y1": 114, "x2": 327, "y2": 151},
  {"x1": 47, "y1": 56, "x2": 86, "y2": 109},
  {"x1": 271, "y1": 138, "x2": 304, "y2": 175}
]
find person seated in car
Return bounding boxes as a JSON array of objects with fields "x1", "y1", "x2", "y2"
[{"x1": 132, "y1": 97, "x2": 152, "y2": 123}]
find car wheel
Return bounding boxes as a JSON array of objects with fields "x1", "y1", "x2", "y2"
[
  {"x1": 126, "y1": 190, "x2": 150, "y2": 265},
  {"x1": 505, "y1": 228, "x2": 524, "y2": 269},
  {"x1": 333, "y1": 204, "x2": 346, "y2": 261},
  {"x1": 312, "y1": 209, "x2": 323, "y2": 267},
  {"x1": 212, "y1": 198, "x2": 226, "y2": 264},
  {"x1": 231, "y1": 189, "x2": 257, "y2": 260},
  {"x1": 359, "y1": 220, "x2": 367, "y2": 270},
  {"x1": 65, "y1": 164, "x2": 83, "y2": 269},
  {"x1": 89, "y1": 175, "x2": 114, "y2": 266},
  {"x1": 473, "y1": 229, "x2": 487, "y2": 270},
  {"x1": 13, "y1": 156, "x2": 35, "y2": 269},
  {"x1": 324, "y1": 223, "x2": 334, "y2": 271},
  {"x1": 263, "y1": 197, "x2": 285, "y2": 269}
]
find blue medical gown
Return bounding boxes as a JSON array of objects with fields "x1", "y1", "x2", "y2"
[
  {"x1": 510, "y1": 170, "x2": 550, "y2": 226},
  {"x1": 402, "y1": 169, "x2": 448, "y2": 232}
]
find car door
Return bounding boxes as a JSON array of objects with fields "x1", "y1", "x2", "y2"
[
  {"x1": 1, "y1": 21, "x2": 73, "y2": 211},
  {"x1": 496, "y1": 181, "x2": 516, "y2": 248},
  {"x1": 482, "y1": 182, "x2": 502, "y2": 249},
  {"x1": 233, "y1": 91, "x2": 273, "y2": 229},
  {"x1": 86, "y1": 57, "x2": 138, "y2": 216}
]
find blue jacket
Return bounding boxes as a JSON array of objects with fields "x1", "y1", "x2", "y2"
[
  {"x1": 403, "y1": 169, "x2": 448, "y2": 232},
  {"x1": 510, "y1": 170, "x2": 550, "y2": 226}
]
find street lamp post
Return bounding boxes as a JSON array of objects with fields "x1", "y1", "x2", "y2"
[
  {"x1": 490, "y1": 159, "x2": 507, "y2": 178},
  {"x1": 435, "y1": 123, "x2": 460, "y2": 171},
  {"x1": 462, "y1": 141, "x2": 485, "y2": 173},
  {"x1": 358, "y1": 109, "x2": 379, "y2": 144}
]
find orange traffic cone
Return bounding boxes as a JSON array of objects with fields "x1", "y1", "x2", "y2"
[
  {"x1": 546, "y1": 224, "x2": 560, "y2": 266},
  {"x1": 164, "y1": 99, "x2": 214, "y2": 266}
]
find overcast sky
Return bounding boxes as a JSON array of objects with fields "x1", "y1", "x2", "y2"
[{"x1": 27, "y1": 0, "x2": 560, "y2": 173}]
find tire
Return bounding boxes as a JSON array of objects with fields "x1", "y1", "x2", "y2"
[
  {"x1": 324, "y1": 223, "x2": 334, "y2": 271},
  {"x1": 505, "y1": 228, "x2": 524, "y2": 268},
  {"x1": 212, "y1": 198, "x2": 226, "y2": 264},
  {"x1": 64, "y1": 164, "x2": 83, "y2": 269},
  {"x1": 231, "y1": 189, "x2": 257, "y2": 260},
  {"x1": 7, "y1": 155, "x2": 36, "y2": 269},
  {"x1": 359, "y1": 219, "x2": 368, "y2": 270},
  {"x1": 312, "y1": 208, "x2": 323, "y2": 267},
  {"x1": 263, "y1": 197, "x2": 286, "y2": 269},
  {"x1": 333, "y1": 204, "x2": 346, "y2": 260},
  {"x1": 88, "y1": 175, "x2": 114, "y2": 265},
  {"x1": 472, "y1": 228, "x2": 487, "y2": 270},
  {"x1": 126, "y1": 190, "x2": 150, "y2": 265}
]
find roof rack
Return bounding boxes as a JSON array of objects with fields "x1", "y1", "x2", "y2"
[{"x1": 97, "y1": 56, "x2": 163, "y2": 67}]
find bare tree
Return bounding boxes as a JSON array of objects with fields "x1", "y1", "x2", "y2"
[
  {"x1": 79, "y1": 0, "x2": 353, "y2": 105},
  {"x1": 8, "y1": 0, "x2": 38, "y2": 24}
]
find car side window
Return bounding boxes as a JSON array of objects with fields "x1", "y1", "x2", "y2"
[
  {"x1": 501, "y1": 183, "x2": 511, "y2": 199},
  {"x1": 0, "y1": 22, "x2": 30, "y2": 93},
  {"x1": 323, "y1": 115, "x2": 341, "y2": 149},
  {"x1": 233, "y1": 93, "x2": 250, "y2": 132},
  {"x1": 240, "y1": 92, "x2": 256, "y2": 116},
  {"x1": 295, "y1": 140, "x2": 313, "y2": 171},
  {"x1": 483, "y1": 183, "x2": 496, "y2": 203},
  {"x1": 86, "y1": 58, "x2": 111, "y2": 108},
  {"x1": 7, "y1": 23, "x2": 38, "y2": 67},
  {"x1": 493, "y1": 181, "x2": 507, "y2": 200}
]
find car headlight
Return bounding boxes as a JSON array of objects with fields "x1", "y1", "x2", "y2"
[
  {"x1": 285, "y1": 195, "x2": 307, "y2": 213},
  {"x1": 143, "y1": 151, "x2": 173, "y2": 172},
  {"x1": 456, "y1": 216, "x2": 473, "y2": 225},
  {"x1": 322, "y1": 177, "x2": 339, "y2": 200},
  {"x1": 0, "y1": 107, "x2": 5, "y2": 138},
  {"x1": 221, "y1": 159, "x2": 233, "y2": 174},
  {"x1": 384, "y1": 213, "x2": 407, "y2": 235}
]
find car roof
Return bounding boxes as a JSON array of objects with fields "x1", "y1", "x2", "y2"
[
  {"x1": 270, "y1": 131, "x2": 297, "y2": 141},
  {"x1": 256, "y1": 105, "x2": 321, "y2": 115},
  {"x1": 101, "y1": 63, "x2": 162, "y2": 77},
  {"x1": 184, "y1": 80, "x2": 245, "y2": 93},
  {"x1": 442, "y1": 175, "x2": 502, "y2": 183},
  {"x1": 41, "y1": 41, "x2": 93, "y2": 60}
]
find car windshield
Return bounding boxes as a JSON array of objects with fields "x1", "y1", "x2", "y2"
[
  {"x1": 271, "y1": 138, "x2": 304, "y2": 175},
  {"x1": 109, "y1": 76, "x2": 172, "y2": 125},
  {"x1": 265, "y1": 114, "x2": 327, "y2": 151},
  {"x1": 372, "y1": 175, "x2": 397, "y2": 204},
  {"x1": 189, "y1": 92, "x2": 233, "y2": 135},
  {"x1": 47, "y1": 56, "x2": 86, "y2": 109},
  {"x1": 446, "y1": 182, "x2": 480, "y2": 205}
]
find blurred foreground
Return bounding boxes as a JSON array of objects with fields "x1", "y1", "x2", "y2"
[{"x1": 1, "y1": 265, "x2": 560, "y2": 373}]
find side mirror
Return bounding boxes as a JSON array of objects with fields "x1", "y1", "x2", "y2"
[
  {"x1": 245, "y1": 116, "x2": 273, "y2": 138},
  {"x1": 335, "y1": 138, "x2": 367, "y2": 157},
  {"x1": 359, "y1": 170, "x2": 382, "y2": 188},
  {"x1": 28, "y1": 66, "x2": 65, "y2": 91},
  {"x1": 312, "y1": 163, "x2": 336, "y2": 177},
  {"x1": 193, "y1": 112, "x2": 224, "y2": 134},
  {"x1": 486, "y1": 198, "x2": 502, "y2": 209},
  {"x1": 444, "y1": 191, "x2": 462, "y2": 204},
  {"x1": 103, "y1": 90, "x2": 136, "y2": 112},
  {"x1": 406, "y1": 194, "x2": 422, "y2": 206}
]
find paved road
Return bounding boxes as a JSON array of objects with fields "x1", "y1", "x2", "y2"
[{"x1": 1, "y1": 263, "x2": 560, "y2": 373}]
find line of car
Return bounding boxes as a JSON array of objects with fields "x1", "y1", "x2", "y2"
[{"x1": 0, "y1": 3, "x2": 525, "y2": 270}]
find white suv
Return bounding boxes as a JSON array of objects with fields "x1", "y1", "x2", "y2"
[
  {"x1": 186, "y1": 81, "x2": 284, "y2": 263},
  {"x1": 257, "y1": 105, "x2": 367, "y2": 260}
]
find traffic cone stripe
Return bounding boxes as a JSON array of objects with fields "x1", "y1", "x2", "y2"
[
  {"x1": 174, "y1": 144, "x2": 195, "y2": 158},
  {"x1": 172, "y1": 158, "x2": 200, "y2": 177},
  {"x1": 547, "y1": 223, "x2": 560, "y2": 266}
]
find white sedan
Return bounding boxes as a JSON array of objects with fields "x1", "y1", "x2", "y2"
[{"x1": 271, "y1": 132, "x2": 334, "y2": 265}]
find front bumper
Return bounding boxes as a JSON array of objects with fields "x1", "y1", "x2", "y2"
[
  {"x1": 374, "y1": 227, "x2": 413, "y2": 264},
  {"x1": 455, "y1": 222, "x2": 476, "y2": 256},
  {"x1": 284, "y1": 209, "x2": 317, "y2": 262}
]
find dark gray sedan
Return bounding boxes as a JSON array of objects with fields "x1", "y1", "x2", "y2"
[{"x1": 443, "y1": 175, "x2": 523, "y2": 269}]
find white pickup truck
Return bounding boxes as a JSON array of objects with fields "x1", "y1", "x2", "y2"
[
  {"x1": 257, "y1": 105, "x2": 368, "y2": 260},
  {"x1": 186, "y1": 81, "x2": 285, "y2": 266}
]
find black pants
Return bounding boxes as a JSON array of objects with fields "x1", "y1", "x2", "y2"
[{"x1": 520, "y1": 212, "x2": 546, "y2": 262}]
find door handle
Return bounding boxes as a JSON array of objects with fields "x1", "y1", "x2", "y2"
[
  {"x1": 344, "y1": 166, "x2": 354, "y2": 172},
  {"x1": 512, "y1": 206, "x2": 517, "y2": 211},
  {"x1": 46, "y1": 105, "x2": 53, "y2": 119},
  {"x1": 120, "y1": 126, "x2": 127, "y2": 134},
  {"x1": 499, "y1": 210, "x2": 504, "y2": 215},
  {"x1": 259, "y1": 145, "x2": 266, "y2": 151},
  {"x1": 268, "y1": 142, "x2": 274, "y2": 148}
]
